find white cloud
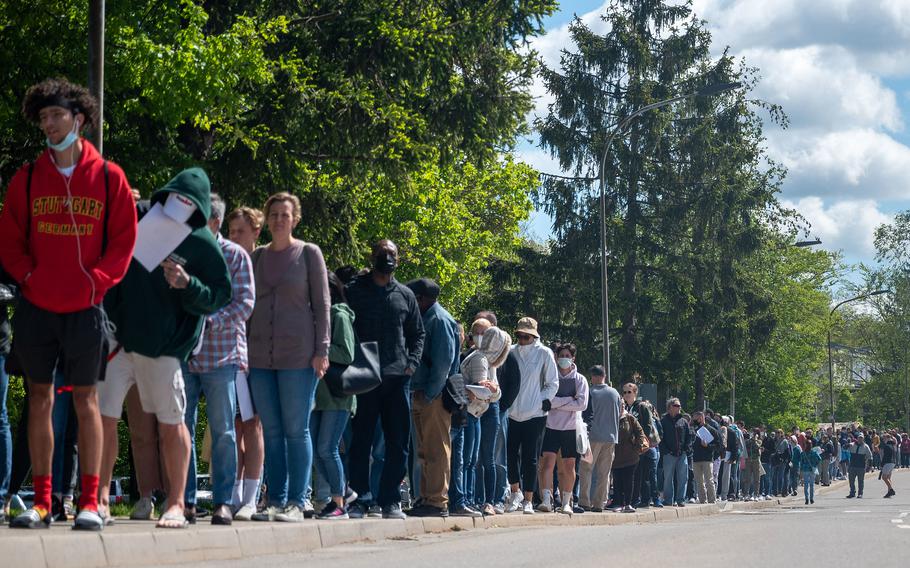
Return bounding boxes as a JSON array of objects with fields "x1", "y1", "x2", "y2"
[{"x1": 782, "y1": 197, "x2": 892, "y2": 259}]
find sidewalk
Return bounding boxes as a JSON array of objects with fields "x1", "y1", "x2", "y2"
[{"x1": 0, "y1": 473, "x2": 872, "y2": 568}]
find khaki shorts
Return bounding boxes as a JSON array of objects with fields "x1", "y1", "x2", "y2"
[{"x1": 98, "y1": 350, "x2": 187, "y2": 425}]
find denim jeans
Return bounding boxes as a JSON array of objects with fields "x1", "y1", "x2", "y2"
[
  {"x1": 760, "y1": 463, "x2": 771, "y2": 495},
  {"x1": 476, "y1": 402, "x2": 500, "y2": 505},
  {"x1": 348, "y1": 375, "x2": 410, "y2": 507},
  {"x1": 0, "y1": 355, "x2": 10, "y2": 500},
  {"x1": 633, "y1": 447, "x2": 659, "y2": 506},
  {"x1": 311, "y1": 410, "x2": 350, "y2": 498},
  {"x1": 493, "y1": 409, "x2": 509, "y2": 505},
  {"x1": 772, "y1": 463, "x2": 787, "y2": 495},
  {"x1": 662, "y1": 453, "x2": 688, "y2": 504},
  {"x1": 249, "y1": 367, "x2": 317, "y2": 507},
  {"x1": 802, "y1": 471, "x2": 816, "y2": 501},
  {"x1": 463, "y1": 414, "x2": 480, "y2": 506},
  {"x1": 183, "y1": 364, "x2": 238, "y2": 506},
  {"x1": 449, "y1": 423, "x2": 466, "y2": 509}
]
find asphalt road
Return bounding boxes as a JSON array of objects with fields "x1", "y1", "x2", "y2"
[{"x1": 179, "y1": 470, "x2": 910, "y2": 568}]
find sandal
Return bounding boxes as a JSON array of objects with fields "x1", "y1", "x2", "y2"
[{"x1": 157, "y1": 510, "x2": 189, "y2": 529}]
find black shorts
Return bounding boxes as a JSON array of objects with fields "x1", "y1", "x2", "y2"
[
  {"x1": 11, "y1": 298, "x2": 107, "y2": 387},
  {"x1": 541, "y1": 427, "x2": 579, "y2": 459}
]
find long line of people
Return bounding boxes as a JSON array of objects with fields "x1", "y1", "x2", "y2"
[{"x1": 0, "y1": 79, "x2": 904, "y2": 532}]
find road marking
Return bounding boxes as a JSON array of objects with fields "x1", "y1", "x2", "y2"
[
  {"x1": 844, "y1": 510, "x2": 871, "y2": 513},
  {"x1": 891, "y1": 519, "x2": 903, "y2": 523},
  {"x1": 901, "y1": 513, "x2": 909, "y2": 518},
  {"x1": 899, "y1": 525, "x2": 910, "y2": 529}
]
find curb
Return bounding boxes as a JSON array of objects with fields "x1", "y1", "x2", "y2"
[{"x1": 0, "y1": 496, "x2": 784, "y2": 568}]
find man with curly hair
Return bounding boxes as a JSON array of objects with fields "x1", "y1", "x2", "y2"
[{"x1": 0, "y1": 78, "x2": 137, "y2": 530}]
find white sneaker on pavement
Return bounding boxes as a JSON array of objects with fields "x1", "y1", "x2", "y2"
[
  {"x1": 537, "y1": 490, "x2": 553, "y2": 513},
  {"x1": 505, "y1": 492, "x2": 523, "y2": 513},
  {"x1": 560, "y1": 502, "x2": 573, "y2": 515},
  {"x1": 522, "y1": 500, "x2": 534, "y2": 515},
  {"x1": 233, "y1": 504, "x2": 255, "y2": 521}
]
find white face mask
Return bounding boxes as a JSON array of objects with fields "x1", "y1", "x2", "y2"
[
  {"x1": 517, "y1": 343, "x2": 532, "y2": 354},
  {"x1": 557, "y1": 358, "x2": 573, "y2": 370}
]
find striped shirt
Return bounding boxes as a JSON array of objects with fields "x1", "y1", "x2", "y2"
[{"x1": 188, "y1": 234, "x2": 255, "y2": 373}]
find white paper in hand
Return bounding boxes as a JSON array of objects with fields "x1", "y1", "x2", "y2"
[
  {"x1": 465, "y1": 384, "x2": 493, "y2": 401},
  {"x1": 133, "y1": 203, "x2": 193, "y2": 272},
  {"x1": 697, "y1": 426, "x2": 714, "y2": 445}
]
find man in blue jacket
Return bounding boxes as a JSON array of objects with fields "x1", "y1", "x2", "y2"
[{"x1": 406, "y1": 278, "x2": 459, "y2": 518}]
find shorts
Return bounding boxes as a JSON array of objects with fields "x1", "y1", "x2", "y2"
[
  {"x1": 541, "y1": 427, "x2": 579, "y2": 459},
  {"x1": 10, "y1": 298, "x2": 107, "y2": 386},
  {"x1": 97, "y1": 350, "x2": 186, "y2": 424},
  {"x1": 882, "y1": 463, "x2": 895, "y2": 476}
]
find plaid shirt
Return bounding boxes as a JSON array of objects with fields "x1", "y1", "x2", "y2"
[{"x1": 188, "y1": 235, "x2": 255, "y2": 373}]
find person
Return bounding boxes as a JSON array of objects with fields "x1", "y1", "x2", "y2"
[
  {"x1": 311, "y1": 273, "x2": 356, "y2": 519},
  {"x1": 406, "y1": 278, "x2": 459, "y2": 518},
  {"x1": 742, "y1": 429, "x2": 763, "y2": 500},
  {"x1": 0, "y1": 281, "x2": 10, "y2": 523},
  {"x1": 772, "y1": 430, "x2": 789, "y2": 496},
  {"x1": 226, "y1": 206, "x2": 266, "y2": 517},
  {"x1": 625, "y1": 382, "x2": 661, "y2": 508},
  {"x1": 182, "y1": 193, "x2": 255, "y2": 525},
  {"x1": 246, "y1": 192, "x2": 330, "y2": 522},
  {"x1": 454, "y1": 320, "x2": 511, "y2": 517},
  {"x1": 690, "y1": 411, "x2": 720, "y2": 504},
  {"x1": 799, "y1": 443, "x2": 821, "y2": 505},
  {"x1": 846, "y1": 433, "x2": 872, "y2": 499},
  {"x1": 718, "y1": 416, "x2": 740, "y2": 501},
  {"x1": 346, "y1": 240, "x2": 425, "y2": 520},
  {"x1": 537, "y1": 344, "x2": 588, "y2": 515},
  {"x1": 900, "y1": 433, "x2": 910, "y2": 469},
  {"x1": 819, "y1": 434, "x2": 834, "y2": 487},
  {"x1": 659, "y1": 398, "x2": 693, "y2": 507},
  {"x1": 97, "y1": 168, "x2": 231, "y2": 529},
  {"x1": 610, "y1": 406, "x2": 649, "y2": 512},
  {"x1": 880, "y1": 433, "x2": 897, "y2": 498},
  {"x1": 0, "y1": 79, "x2": 138, "y2": 530},
  {"x1": 504, "y1": 317, "x2": 558, "y2": 514},
  {"x1": 578, "y1": 370, "x2": 621, "y2": 512}
]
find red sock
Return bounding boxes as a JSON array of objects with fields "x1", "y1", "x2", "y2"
[
  {"x1": 33, "y1": 474, "x2": 52, "y2": 515},
  {"x1": 79, "y1": 474, "x2": 100, "y2": 512}
]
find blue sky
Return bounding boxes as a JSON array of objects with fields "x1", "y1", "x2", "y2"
[{"x1": 520, "y1": 1, "x2": 910, "y2": 269}]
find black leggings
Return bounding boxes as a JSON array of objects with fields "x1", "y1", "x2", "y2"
[
  {"x1": 507, "y1": 417, "x2": 546, "y2": 492},
  {"x1": 612, "y1": 464, "x2": 637, "y2": 507}
]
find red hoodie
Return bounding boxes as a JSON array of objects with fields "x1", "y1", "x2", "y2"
[{"x1": 0, "y1": 141, "x2": 137, "y2": 313}]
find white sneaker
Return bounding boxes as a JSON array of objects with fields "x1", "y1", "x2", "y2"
[
  {"x1": 504, "y1": 492, "x2": 523, "y2": 513},
  {"x1": 130, "y1": 497, "x2": 155, "y2": 521},
  {"x1": 233, "y1": 504, "x2": 255, "y2": 521},
  {"x1": 560, "y1": 502, "x2": 573, "y2": 516},
  {"x1": 537, "y1": 490, "x2": 552, "y2": 513},
  {"x1": 302, "y1": 499, "x2": 316, "y2": 519},
  {"x1": 522, "y1": 500, "x2": 534, "y2": 515},
  {"x1": 251, "y1": 505, "x2": 281, "y2": 522},
  {"x1": 275, "y1": 503, "x2": 306, "y2": 522}
]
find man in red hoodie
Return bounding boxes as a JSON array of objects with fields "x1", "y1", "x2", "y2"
[{"x1": 0, "y1": 78, "x2": 137, "y2": 530}]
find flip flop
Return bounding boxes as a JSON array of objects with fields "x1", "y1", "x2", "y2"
[{"x1": 156, "y1": 510, "x2": 189, "y2": 529}]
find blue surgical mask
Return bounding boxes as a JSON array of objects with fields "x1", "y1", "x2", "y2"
[
  {"x1": 47, "y1": 120, "x2": 79, "y2": 152},
  {"x1": 557, "y1": 358, "x2": 573, "y2": 369}
]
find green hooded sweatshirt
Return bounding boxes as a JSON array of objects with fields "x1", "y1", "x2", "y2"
[{"x1": 105, "y1": 168, "x2": 232, "y2": 360}]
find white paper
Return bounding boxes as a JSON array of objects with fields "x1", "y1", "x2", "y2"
[
  {"x1": 697, "y1": 426, "x2": 714, "y2": 445},
  {"x1": 133, "y1": 203, "x2": 193, "y2": 272},
  {"x1": 465, "y1": 384, "x2": 493, "y2": 400},
  {"x1": 235, "y1": 370, "x2": 255, "y2": 421},
  {"x1": 163, "y1": 192, "x2": 197, "y2": 223}
]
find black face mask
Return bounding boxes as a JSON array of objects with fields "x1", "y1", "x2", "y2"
[{"x1": 373, "y1": 253, "x2": 397, "y2": 275}]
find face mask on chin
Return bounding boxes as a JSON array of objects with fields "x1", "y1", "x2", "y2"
[{"x1": 47, "y1": 119, "x2": 79, "y2": 152}]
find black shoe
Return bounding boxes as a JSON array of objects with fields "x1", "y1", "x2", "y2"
[
  {"x1": 406, "y1": 504, "x2": 448, "y2": 518},
  {"x1": 572, "y1": 505, "x2": 585, "y2": 514},
  {"x1": 52, "y1": 496, "x2": 67, "y2": 523},
  {"x1": 805, "y1": 499, "x2": 809, "y2": 505},
  {"x1": 211, "y1": 504, "x2": 233, "y2": 526},
  {"x1": 846, "y1": 494, "x2": 855, "y2": 498}
]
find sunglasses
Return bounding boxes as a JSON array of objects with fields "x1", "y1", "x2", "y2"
[
  {"x1": 623, "y1": 391, "x2": 634, "y2": 394},
  {"x1": 672, "y1": 404, "x2": 681, "y2": 408},
  {"x1": 515, "y1": 333, "x2": 533, "y2": 340}
]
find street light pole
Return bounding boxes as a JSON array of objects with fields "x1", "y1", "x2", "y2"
[
  {"x1": 597, "y1": 81, "x2": 741, "y2": 382},
  {"x1": 826, "y1": 289, "x2": 890, "y2": 433},
  {"x1": 88, "y1": 0, "x2": 105, "y2": 152}
]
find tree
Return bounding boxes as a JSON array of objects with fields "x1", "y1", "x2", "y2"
[{"x1": 534, "y1": 0, "x2": 793, "y2": 408}]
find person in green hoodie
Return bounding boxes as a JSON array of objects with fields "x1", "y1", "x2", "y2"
[{"x1": 96, "y1": 168, "x2": 231, "y2": 529}]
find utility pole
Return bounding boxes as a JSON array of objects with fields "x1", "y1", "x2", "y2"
[{"x1": 88, "y1": 0, "x2": 105, "y2": 153}]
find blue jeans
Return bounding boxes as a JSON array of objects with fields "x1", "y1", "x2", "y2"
[
  {"x1": 249, "y1": 367, "x2": 317, "y2": 507},
  {"x1": 493, "y1": 410, "x2": 509, "y2": 505},
  {"x1": 183, "y1": 364, "x2": 238, "y2": 506},
  {"x1": 0, "y1": 355, "x2": 10, "y2": 500},
  {"x1": 477, "y1": 403, "x2": 500, "y2": 505},
  {"x1": 662, "y1": 453, "x2": 688, "y2": 504},
  {"x1": 634, "y1": 447, "x2": 659, "y2": 506},
  {"x1": 463, "y1": 414, "x2": 480, "y2": 506},
  {"x1": 772, "y1": 463, "x2": 787, "y2": 495},
  {"x1": 760, "y1": 464, "x2": 771, "y2": 495},
  {"x1": 311, "y1": 410, "x2": 350, "y2": 498},
  {"x1": 449, "y1": 423, "x2": 466, "y2": 509},
  {"x1": 802, "y1": 471, "x2": 815, "y2": 501}
]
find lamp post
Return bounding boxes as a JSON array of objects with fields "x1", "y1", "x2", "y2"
[
  {"x1": 597, "y1": 81, "x2": 741, "y2": 381},
  {"x1": 827, "y1": 289, "x2": 890, "y2": 433}
]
